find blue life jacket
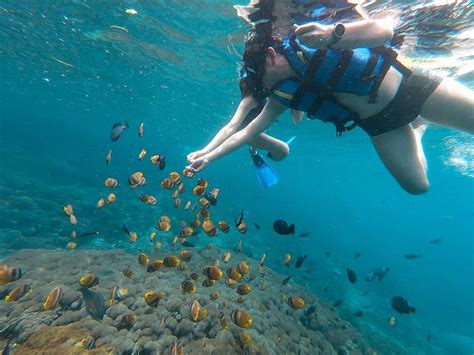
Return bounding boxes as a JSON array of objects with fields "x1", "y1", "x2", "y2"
[{"x1": 271, "y1": 36, "x2": 411, "y2": 135}]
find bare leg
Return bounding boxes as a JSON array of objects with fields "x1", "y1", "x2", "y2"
[
  {"x1": 249, "y1": 133, "x2": 289, "y2": 161},
  {"x1": 421, "y1": 77, "x2": 474, "y2": 133},
  {"x1": 371, "y1": 124, "x2": 430, "y2": 195}
]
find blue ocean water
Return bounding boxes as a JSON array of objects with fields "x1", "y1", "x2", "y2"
[{"x1": 1, "y1": 0, "x2": 473, "y2": 354}]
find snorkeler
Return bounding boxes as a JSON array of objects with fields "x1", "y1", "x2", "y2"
[{"x1": 187, "y1": 2, "x2": 474, "y2": 195}]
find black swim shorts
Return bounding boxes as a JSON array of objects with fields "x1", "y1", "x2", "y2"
[{"x1": 358, "y1": 71, "x2": 443, "y2": 137}]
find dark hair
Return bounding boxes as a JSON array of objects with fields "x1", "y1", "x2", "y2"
[{"x1": 241, "y1": 32, "x2": 283, "y2": 99}]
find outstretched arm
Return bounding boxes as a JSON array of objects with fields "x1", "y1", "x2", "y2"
[
  {"x1": 187, "y1": 97, "x2": 287, "y2": 172},
  {"x1": 295, "y1": 19, "x2": 394, "y2": 49},
  {"x1": 187, "y1": 96, "x2": 259, "y2": 162}
]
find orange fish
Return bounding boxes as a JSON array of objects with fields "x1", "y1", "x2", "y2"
[
  {"x1": 128, "y1": 172, "x2": 146, "y2": 188},
  {"x1": 237, "y1": 261, "x2": 249, "y2": 274},
  {"x1": 128, "y1": 231, "x2": 138, "y2": 243},
  {"x1": 149, "y1": 231, "x2": 156, "y2": 242},
  {"x1": 193, "y1": 185, "x2": 205, "y2": 196},
  {"x1": 138, "y1": 149, "x2": 147, "y2": 160},
  {"x1": 104, "y1": 178, "x2": 119, "y2": 188},
  {"x1": 105, "y1": 148, "x2": 112, "y2": 164},
  {"x1": 200, "y1": 207, "x2": 210, "y2": 220},
  {"x1": 199, "y1": 197, "x2": 210, "y2": 209},
  {"x1": 139, "y1": 194, "x2": 157, "y2": 205},
  {"x1": 63, "y1": 204, "x2": 74, "y2": 216},
  {"x1": 237, "y1": 222, "x2": 247, "y2": 234},
  {"x1": 97, "y1": 198, "x2": 106, "y2": 209},
  {"x1": 138, "y1": 122, "x2": 144, "y2": 137},
  {"x1": 218, "y1": 221, "x2": 230, "y2": 233},
  {"x1": 202, "y1": 220, "x2": 217, "y2": 236},
  {"x1": 288, "y1": 296, "x2": 305, "y2": 309},
  {"x1": 182, "y1": 168, "x2": 194, "y2": 178},
  {"x1": 169, "y1": 172, "x2": 181, "y2": 185},
  {"x1": 190, "y1": 300, "x2": 200, "y2": 322},
  {"x1": 180, "y1": 227, "x2": 193, "y2": 238},
  {"x1": 43, "y1": 286, "x2": 62, "y2": 311},
  {"x1": 66, "y1": 242, "x2": 77, "y2": 249},
  {"x1": 161, "y1": 178, "x2": 174, "y2": 190},
  {"x1": 180, "y1": 250, "x2": 192, "y2": 262},
  {"x1": 107, "y1": 193, "x2": 116, "y2": 204},
  {"x1": 0, "y1": 267, "x2": 22, "y2": 285},
  {"x1": 203, "y1": 266, "x2": 223, "y2": 281},
  {"x1": 231, "y1": 309, "x2": 252, "y2": 328},
  {"x1": 197, "y1": 178, "x2": 208, "y2": 188}
]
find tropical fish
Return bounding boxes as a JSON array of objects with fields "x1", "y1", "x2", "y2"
[
  {"x1": 391, "y1": 296, "x2": 416, "y2": 314},
  {"x1": 237, "y1": 284, "x2": 251, "y2": 295},
  {"x1": 237, "y1": 222, "x2": 247, "y2": 234},
  {"x1": 108, "y1": 286, "x2": 128, "y2": 305},
  {"x1": 147, "y1": 260, "x2": 164, "y2": 272},
  {"x1": 119, "y1": 314, "x2": 137, "y2": 328},
  {"x1": 200, "y1": 207, "x2": 210, "y2": 220},
  {"x1": 63, "y1": 204, "x2": 74, "y2": 216},
  {"x1": 273, "y1": 219, "x2": 295, "y2": 235},
  {"x1": 97, "y1": 198, "x2": 106, "y2": 209},
  {"x1": 150, "y1": 155, "x2": 166, "y2": 170},
  {"x1": 138, "y1": 122, "x2": 144, "y2": 137},
  {"x1": 144, "y1": 291, "x2": 161, "y2": 307},
  {"x1": 190, "y1": 300, "x2": 200, "y2": 322},
  {"x1": 219, "y1": 311, "x2": 228, "y2": 330},
  {"x1": 185, "y1": 200, "x2": 192, "y2": 210},
  {"x1": 169, "y1": 172, "x2": 181, "y2": 185},
  {"x1": 163, "y1": 256, "x2": 180, "y2": 267},
  {"x1": 288, "y1": 296, "x2": 305, "y2": 309},
  {"x1": 122, "y1": 268, "x2": 134, "y2": 278},
  {"x1": 111, "y1": 121, "x2": 129, "y2": 141},
  {"x1": 128, "y1": 171, "x2": 146, "y2": 188},
  {"x1": 157, "y1": 216, "x2": 171, "y2": 231},
  {"x1": 365, "y1": 267, "x2": 390, "y2": 282},
  {"x1": 231, "y1": 309, "x2": 252, "y2": 328},
  {"x1": 404, "y1": 254, "x2": 422, "y2": 260},
  {"x1": 138, "y1": 149, "x2": 147, "y2": 160},
  {"x1": 346, "y1": 268, "x2": 357, "y2": 284},
  {"x1": 5, "y1": 284, "x2": 31, "y2": 302},
  {"x1": 295, "y1": 255, "x2": 306, "y2": 268},
  {"x1": 388, "y1": 316, "x2": 397, "y2": 327},
  {"x1": 203, "y1": 220, "x2": 217, "y2": 236},
  {"x1": 181, "y1": 280, "x2": 196, "y2": 294},
  {"x1": 182, "y1": 168, "x2": 194, "y2": 178},
  {"x1": 235, "y1": 209, "x2": 244, "y2": 227},
  {"x1": 202, "y1": 278, "x2": 215, "y2": 287},
  {"x1": 298, "y1": 232, "x2": 311, "y2": 239},
  {"x1": 170, "y1": 339, "x2": 183, "y2": 355},
  {"x1": 43, "y1": 286, "x2": 62, "y2": 311},
  {"x1": 210, "y1": 291, "x2": 220, "y2": 300},
  {"x1": 80, "y1": 288, "x2": 106, "y2": 320},
  {"x1": 106, "y1": 193, "x2": 116, "y2": 204},
  {"x1": 237, "y1": 261, "x2": 249, "y2": 274},
  {"x1": 1, "y1": 268, "x2": 25, "y2": 285},
  {"x1": 222, "y1": 252, "x2": 232, "y2": 263},
  {"x1": 259, "y1": 253, "x2": 266, "y2": 267},
  {"x1": 203, "y1": 266, "x2": 223, "y2": 281},
  {"x1": 284, "y1": 254, "x2": 291, "y2": 266},
  {"x1": 193, "y1": 185, "x2": 205, "y2": 196},
  {"x1": 69, "y1": 214, "x2": 78, "y2": 225},
  {"x1": 138, "y1": 253, "x2": 150, "y2": 266},
  {"x1": 161, "y1": 178, "x2": 174, "y2": 189},
  {"x1": 227, "y1": 267, "x2": 242, "y2": 281},
  {"x1": 173, "y1": 197, "x2": 182, "y2": 209},
  {"x1": 149, "y1": 231, "x2": 156, "y2": 242},
  {"x1": 128, "y1": 232, "x2": 138, "y2": 243},
  {"x1": 105, "y1": 148, "x2": 112, "y2": 164},
  {"x1": 138, "y1": 194, "x2": 157, "y2": 205},
  {"x1": 104, "y1": 178, "x2": 118, "y2": 188},
  {"x1": 199, "y1": 197, "x2": 210, "y2": 209},
  {"x1": 180, "y1": 250, "x2": 192, "y2": 262},
  {"x1": 189, "y1": 272, "x2": 200, "y2": 281},
  {"x1": 80, "y1": 274, "x2": 99, "y2": 288},
  {"x1": 66, "y1": 242, "x2": 77, "y2": 249},
  {"x1": 204, "y1": 192, "x2": 217, "y2": 206}
]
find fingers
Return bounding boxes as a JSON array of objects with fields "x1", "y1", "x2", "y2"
[{"x1": 294, "y1": 22, "x2": 321, "y2": 36}]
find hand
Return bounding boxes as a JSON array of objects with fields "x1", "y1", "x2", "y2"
[
  {"x1": 187, "y1": 150, "x2": 206, "y2": 163},
  {"x1": 294, "y1": 23, "x2": 333, "y2": 48},
  {"x1": 186, "y1": 156, "x2": 210, "y2": 173}
]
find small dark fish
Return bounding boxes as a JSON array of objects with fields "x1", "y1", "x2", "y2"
[
  {"x1": 353, "y1": 252, "x2": 361, "y2": 259},
  {"x1": 430, "y1": 238, "x2": 442, "y2": 245},
  {"x1": 365, "y1": 267, "x2": 390, "y2": 282},
  {"x1": 281, "y1": 276, "x2": 291, "y2": 285},
  {"x1": 158, "y1": 156, "x2": 166, "y2": 170},
  {"x1": 180, "y1": 240, "x2": 195, "y2": 247},
  {"x1": 391, "y1": 296, "x2": 416, "y2": 314},
  {"x1": 111, "y1": 122, "x2": 129, "y2": 141},
  {"x1": 295, "y1": 255, "x2": 306, "y2": 269},
  {"x1": 353, "y1": 310, "x2": 364, "y2": 317},
  {"x1": 204, "y1": 192, "x2": 217, "y2": 206},
  {"x1": 121, "y1": 224, "x2": 131, "y2": 235},
  {"x1": 333, "y1": 300, "x2": 343, "y2": 307},
  {"x1": 346, "y1": 268, "x2": 357, "y2": 284},
  {"x1": 298, "y1": 232, "x2": 311, "y2": 239},
  {"x1": 254, "y1": 223, "x2": 261, "y2": 230},
  {"x1": 404, "y1": 254, "x2": 422, "y2": 260},
  {"x1": 78, "y1": 231, "x2": 100, "y2": 238},
  {"x1": 80, "y1": 288, "x2": 106, "y2": 320},
  {"x1": 235, "y1": 209, "x2": 244, "y2": 227},
  {"x1": 273, "y1": 219, "x2": 295, "y2": 235}
]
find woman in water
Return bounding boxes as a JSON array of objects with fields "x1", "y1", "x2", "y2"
[{"x1": 187, "y1": 6, "x2": 474, "y2": 195}]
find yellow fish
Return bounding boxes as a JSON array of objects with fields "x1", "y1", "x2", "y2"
[{"x1": 43, "y1": 287, "x2": 62, "y2": 311}]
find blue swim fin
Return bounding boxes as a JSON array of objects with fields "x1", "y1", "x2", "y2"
[{"x1": 250, "y1": 149, "x2": 279, "y2": 189}]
